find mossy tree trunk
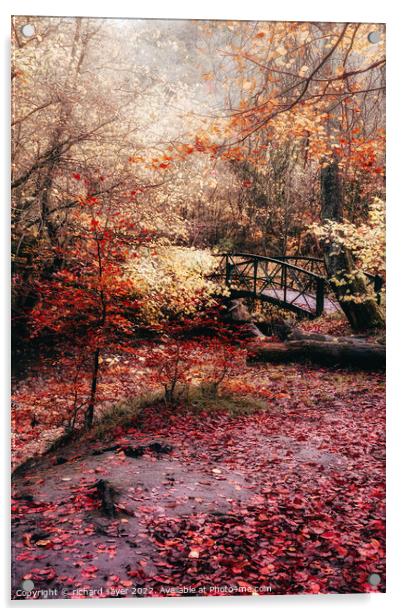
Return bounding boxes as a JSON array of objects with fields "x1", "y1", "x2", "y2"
[{"x1": 320, "y1": 160, "x2": 385, "y2": 332}]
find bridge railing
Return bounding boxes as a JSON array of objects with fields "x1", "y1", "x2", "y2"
[
  {"x1": 216, "y1": 253, "x2": 326, "y2": 317},
  {"x1": 275, "y1": 255, "x2": 383, "y2": 305},
  {"x1": 272, "y1": 255, "x2": 327, "y2": 277}
]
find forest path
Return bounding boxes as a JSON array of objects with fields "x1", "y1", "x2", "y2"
[{"x1": 12, "y1": 363, "x2": 385, "y2": 598}]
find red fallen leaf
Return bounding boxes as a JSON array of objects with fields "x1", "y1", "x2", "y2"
[
  {"x1": 310, "y1": 526, "x2": 325, "y2": 534},
  {"x1": 236, "y1": 580, "x2": 255, "y2": 594},
  {"x1": 321, "y1": 531, "x2": 336, "y2": 539},
  {"x1": 292, "y1": 496, "x2": 304, "y2": 508},
  {"x1": 22, "y1": 533, "x2": 32, "y2": 547},
  {"x1": 36, "y1": 538, "x2": 53, "y2": 549},
  {"x1": 82, "y1": 565, "x2": 98, "y2": 573},
  {"x1": 260, "y1": 565, "x2": 275, "y2": 575},
  {"x1": 58, "y1": 576, "x2": 75, "y2": 584},
  {"x1": 72, "y1": 173, "x2": 81, "y2": 180},
  {"x1": 109, "y1": 575, "x2": 120, "y2": 582},
  {"x1": 232, "y1": 567, "x2": 244, "y2": 574},
  {"x1": 154, "y1": 561, "x2": 174, "y2": 568},
  {"x1": 162, "y1": 539, "x2": 181, "y2": 547},
  {"x1": 294, "y1": 571, "x2": 309, "y2": 582},
  {"x1": 16, "y1": 551, "x2": 38, "y2": 561},
  {"x1": 120, "y1": 580, "x2": 133, "y2": 587},
  {"x1": 30, "y1": 567, "x2": 57, "y2": 581},
  {"x1": 335, "y1": 545, "x2": 348, "y2": 557}
]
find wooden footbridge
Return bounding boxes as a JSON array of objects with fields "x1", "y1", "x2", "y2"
[{"x1": 215, "y1": 253, "x2": 383, "y2": 318}]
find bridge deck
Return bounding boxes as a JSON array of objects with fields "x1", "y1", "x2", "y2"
[
  {"x1": 231, "y1": 287, "x2": 340, "y2": 315},
  {"x1": 262, "y1": 288, "x2": 339, "y2": 314}
]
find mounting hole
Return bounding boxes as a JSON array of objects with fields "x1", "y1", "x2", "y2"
[
  {"x1": 367, "y1": 573, "x2": 381, "y2": 586},
  {"x1": 21, "y1": 579, "x2": 35, "y2": 591},
  {"x1": 21, "y1": 24, "x2": 35, "y2": 38},
  {"x1": 368, "y1": 31, "x2": 380, "y2": 44}
]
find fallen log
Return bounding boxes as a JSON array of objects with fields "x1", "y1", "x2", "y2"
[{"x1": 248, "y1": 337, "x2": 385, "y2": 369}]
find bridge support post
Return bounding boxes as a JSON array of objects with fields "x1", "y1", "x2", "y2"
[
  {"x1": 225, "y1": 256, "x2": 232, "y2": 286},
  {"x1": 316, "y1": 278, "x2": 325, "y2": 317},
  {"x1": 253, "y1": 259, "x2": 258, "y2": 295},
  {"x1": 283, "y1": 264, "x2": 287, "y2": 303}
]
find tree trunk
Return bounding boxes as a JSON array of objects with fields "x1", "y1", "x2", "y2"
[
  {"x1": 320, "y1": 160, "x2": 385, "y2": 332},
  {"x1": 84, "y1": 348, "x2": 100, "y2": 429}
]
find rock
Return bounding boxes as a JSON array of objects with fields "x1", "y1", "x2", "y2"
[
  {"x1": 55, "y1": 456, "x2": 68, "y2": 465},
  {"x1": 228, "y1": 298, "x2": 253, "y2": 322},
  {"x1": 123, "y1": 445, "x2": 146, "y2": 458},
  {"x1": 227, "y1": 299, "x2": 265, "y2": 339},
  {"x1": 148, "y1": 442, "x2": 173, "y2": 454},
  {"x1": 94, "y1": 479, "x2": 117, "y2": 518}
]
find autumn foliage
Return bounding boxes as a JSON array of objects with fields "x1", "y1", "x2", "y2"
[{"x1": 11, "y1": 17, "x2": 385, "y2": 600}]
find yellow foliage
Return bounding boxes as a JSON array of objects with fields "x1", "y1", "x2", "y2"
[
  {"x1": 309, "y1": 198, "x2": 385, "y2": 275},
  {"x1": 126, "y1": 246, "x2": 227, "y2": 325}
]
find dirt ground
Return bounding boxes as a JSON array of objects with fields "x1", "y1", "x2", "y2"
[{"x1": 11, "y1": 363, "x2": 385, "y2": 599}]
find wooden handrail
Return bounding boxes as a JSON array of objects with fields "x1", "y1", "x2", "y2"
[
  {"x1": 220, "y1": 252, "x2": 326, "y2": 281},
  {"x1": 273, "y1": 255, "x2": 324, "y2": 263},
  {"x1": 215, "y1": 252, "x2": 383, "y2": 315},
  {"x1": 273, "y1": 254, "x2": 383, "y2": 286}
]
